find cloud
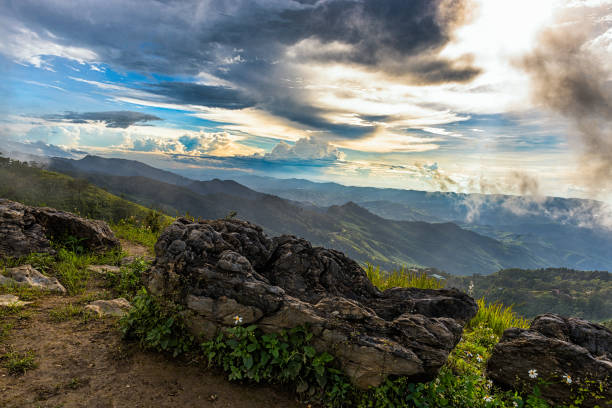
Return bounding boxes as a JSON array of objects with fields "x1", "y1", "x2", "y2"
[
  {"x1": 126, "y1": 131, "x2": 261, "y2": 157},
  {"x1": 146, "y1": 82, "x2": 255, "y2": 110},
  {"x1": 520, "y1": 3, "x2": 612, "y2": 194},
  {"x1": 43, "y1": 111, "x2": 161, "y2": 128},
  {"x1": 0, "y1": 139, "x2": 88, "y2": 159},
  {"x1": 264, "y1": 137, "x2": 345, "y2": 162},
  {"x1": 0, "y1": 0, "x2": 481, "y2": 142}
]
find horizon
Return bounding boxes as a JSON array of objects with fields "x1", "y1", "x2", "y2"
[{"x1": 1, "y1": 0, "x2": 612, "y2": 203}]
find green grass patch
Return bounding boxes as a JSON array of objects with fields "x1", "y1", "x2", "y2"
[
  {"x1": 365, "y1": 263, "x2": 444, "y2": 290},
  {"x1": 111, "y1": 220, "x2": 166, "y2": 254},
  {"x1": 2, "y1": 350, "x2": 37, "y2": 375},
  {"x1": 468, "y1": 298, "x2": 530, "y2": 336},
  {"x1": 49, "y1": 303, "x2": 85, "y2": 322}
]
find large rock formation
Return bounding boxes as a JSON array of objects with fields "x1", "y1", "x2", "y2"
[
  {"x1": 0, "y1": 199, "x2": 119, "y2": 257},
  {"x1": 487, "y1": 314, "x2": 612, "y2": 407},
  {"x1": 145, "y1": 218, "x2": 477, "y2": 388}
]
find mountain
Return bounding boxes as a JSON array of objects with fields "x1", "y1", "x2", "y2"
[
  {"x1": 230, "y1": 174, "x2": 612, "y2": 271},
  {"x1": 36, "y1": 155, "x2": 547, "y2": 275}
]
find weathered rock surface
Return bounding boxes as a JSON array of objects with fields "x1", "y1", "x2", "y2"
[
  {"x1": 85, "y1": 298, "x2": 131, "y2": 317},
  {"x1": 145, "y1": 218, "x2": 477, "y2": 388},
  {"x1": 87, "y1": 264, "x2": 121, "y2": 276},
  {"x1": 488, "y1": 314, "x2": 612, "y2": 407},
  {"x1": 0, "y1": 199, "x2": 119, "y2": 257},
  {"x1": 3, "y1": 265, "x2": 66, "y2": 293},
  {"x1": 0, "y1": 294, "x2": 31, "y2": 307}
]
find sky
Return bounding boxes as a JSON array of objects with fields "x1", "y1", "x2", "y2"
[{"x1": 0, "y1": 0, "x2": 611, "y2": 201}]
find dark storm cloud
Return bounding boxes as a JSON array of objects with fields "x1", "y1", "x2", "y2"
[
  {"x1": 44, "y1": 111, "x2": 161, "y2": 128},
  {"x1": 3, "y1": 0, "x2": 479, "y2": 136},
  {"x1": 147, "y1": 82, "x2": 255, "y2": 109}
]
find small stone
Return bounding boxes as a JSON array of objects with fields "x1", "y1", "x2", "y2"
[
  {"x1": 85, "y1": 298, "x2": 131, "y2": 317},
  {"x1": 0, "y1": 294, "x2": 31, "y2": 307},
  {"x1": 87, "y1": 265, "x2": 121, "y2": 275},
  {"x1": 5, "y1": 265, "x2": 66, "y2": 294}
]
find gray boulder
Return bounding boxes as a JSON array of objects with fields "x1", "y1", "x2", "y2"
[
  {"x1": 85, "y1": 298, "x2": 131, "y2": 317},
  {"x1": 487, "y1": 314, "x2": 612, "y2": 407},
  {"x1": 145, "y1": 218, "x2": 477, "y2": 389},
  {"x1": 0, "y1": 199, "x2": 119, "y2": 258},
  {"x1": 3, "y1": 265, "x2": 66, "y2": 293}
]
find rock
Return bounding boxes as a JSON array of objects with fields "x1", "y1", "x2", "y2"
[
  {"x1": 5, "y1": 265, "x2": 66, "y2": 294},
  {"x1": 0, "y1": 294, "x2": 31, "y2": 307},
  {"x1": 0, "y1": 199, "x2": 119, "y2": 258},
  {"x1": 87, "y1": 265, "x2": 121, "y2": 276},
  {"x1": 145, "y1": 218, "x2": 477, "y2": 388},
  {"x1": 85, "y1": 298, "x2": 131, "y2": 317},
  {"x1": 487, "y1": 314, "x2": 612, "y2": 407}
]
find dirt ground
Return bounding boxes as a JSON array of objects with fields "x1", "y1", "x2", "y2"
[{"x1": 0, "y1": 243, "x2": 303, "y2": 408}]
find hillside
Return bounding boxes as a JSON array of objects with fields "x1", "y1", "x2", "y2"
[
  {"x1": 445, "y1": 268, "x2": 612, "y2": 322},
  {"x1": 0, "y1": 156, "x2": 152, "y2": 223},
  {"x1": 40, "y1": 155, "x2": 546, "y2": 275}
]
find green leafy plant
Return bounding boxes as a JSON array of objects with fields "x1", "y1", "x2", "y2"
[
  {"x1": 2, "y1": 350, "x2": 37, "y2": 375},
  {"x1": 119, "y1": 288, "x2": 193, "y2": 357},
  {"x1": 202, "y1": 324, "x2": 352, "y2": 405},
  {"x1": 103, "y1": 258, "x2": 149, "y2": 299}
]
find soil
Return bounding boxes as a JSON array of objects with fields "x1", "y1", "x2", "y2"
[{"x1": 0, "y1": 242, "x2": 304, "y2": 408}]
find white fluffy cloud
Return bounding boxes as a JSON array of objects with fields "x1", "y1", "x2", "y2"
[{"x1": 264, "y1": 137, "x2": 345, "y2": 161}]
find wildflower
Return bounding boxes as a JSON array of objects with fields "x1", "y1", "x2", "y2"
[
  {"x1": 513, "y1": 402, "x2": 519, "y2": 407},
  {"x1": 483, "y1": 395, "x2": 493, "y2": 403},
  {"x1": 562, "y1": 374, "x2": 572, "y2": 384},
  {"x1": 528, "y1": 369, "x2": 538, "y2": 379},
  {"x1": 233, "y1": 315, "x2": 243, "y2": 325},
  {"x1": 476, "y1": 354, "x2": 483, "y2": 363},
  {"x1": 487, "y1": 379, "x2": 493, "y2": 388},
  {"x1": 465, "y1": 351, "x2": 473, "y2": 358}
]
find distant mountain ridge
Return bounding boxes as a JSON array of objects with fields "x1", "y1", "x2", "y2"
[{"x1": 38, "y1": 154, "x2": 548, "y2": 275}]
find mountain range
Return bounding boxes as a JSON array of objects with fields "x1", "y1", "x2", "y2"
[{"x1": 3, "y1": 150, "x2": 611, "y2": 275}]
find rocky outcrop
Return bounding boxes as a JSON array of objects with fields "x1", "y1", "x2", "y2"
[
  {"x1": 487, "y1": 314, "x2": 612, "y2": 407},
  {"x1": 145, "y1": 218, "x2": 477, "y2": 388},
  {"x1": 2, "y1": 265, "x2": 66, "y2": 293},
  {"x1": 0, "y1": 199, "x2": 119, "y2": 257}
]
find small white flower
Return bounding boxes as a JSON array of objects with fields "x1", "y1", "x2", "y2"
[
  {"x1": 233, "y1": 315, "x2": 243, "y2": 325},
  {"x1": 476, "y1": 354, "x2": 483, "y2": 363},
  {"x1": 513, "y1": 401, "x2": 519, "y2": 407},
  {"x1": 528, "y1": 369, "x2": 538, "y2": 379},
  {"x1": 562, "y1": 374, "x2": 572, "y2": 384},
  {"x1": 465, "y1": 351, "x2": 473, "y2": 358},
  {"x1": 487, "y1": 379, "x2": 493, "y2": 388},
  {"x1": 483, "y1": 395, "x2": 493, "y2": 403}
]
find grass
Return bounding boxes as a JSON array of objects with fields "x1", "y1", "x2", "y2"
[
  {"x1": 364, "y1": 263, "x2": 445, "y2": 290},
  {"x1": 468, "y1": 298, "x2": 530, "y2": 336},
  {"x1": 111, "y1": 220, "x2": 167, "y2": 254},
  {"x1": 49, "y1": 303, "x2": 85, "y2": 322},
  {"x1": 2, "y1": 350, "x2": 37, "y2": 375}
]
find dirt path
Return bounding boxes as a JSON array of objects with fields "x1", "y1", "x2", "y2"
[{"x1": 0, "y1": 244, "x2": 303, "y2": 408}]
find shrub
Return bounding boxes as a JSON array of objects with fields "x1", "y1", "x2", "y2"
[
  {"x1": 119, "y1": 288, "x2": 193, "y2": 357},
  {"x1": 202, "y1": 324, "x2": 352, "y2": 405},
  {"x1": 103, "y1": 258, "x2": 149, "y2": 299}
]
